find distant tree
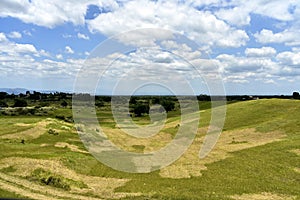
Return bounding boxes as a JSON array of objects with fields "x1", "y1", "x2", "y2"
[
  {"x1": 30, "y1": 91, "x2": 41, "y2": 100},
  {"x1": 0, "y1": 100, "x2": 8, "y2": 108},
  {"x1": 95, "y1": 101, "x2": 104, "y2": 107},
  {"x1": 129, "y1": 97, "x2": 137, "y2": 105},
  {"x1": 0, "y1": 92, "x2": 8, "y2": 100},
  {"x1": 133, "y1": 103, "x2": 149, "y2": 117},
  {"x1": 58, "y1": 92, "x2": 67, "y2": 100},
  {"x1": 61, "y1": 100, "x2": 68, "y2": 107},
  {"x1": 19, "y1": 93, "x2": 26, "y2": 98},
  {"x1": 293, "y1": 92, "x2": 300, "y2": 99},
  {"x1": 13, "y1": 99, "x2": 28, "y2": 107},
  {"x1": 197, "y1": 94, "x2": 211, "y2": 101},
  {"x1": 152, "y1": 96, "x2": 160, "y2": 104},
  {"x1": 160, "y1": 100, "x2": 175, "y2": 112}
]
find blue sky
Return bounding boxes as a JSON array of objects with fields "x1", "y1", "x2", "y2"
[{"x1": 0, "y1": 0, "x2": 300, "y2": 95}]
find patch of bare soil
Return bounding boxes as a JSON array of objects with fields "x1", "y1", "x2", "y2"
[{"x1": 230, "y1": 192, "x2": 296, "y2": 200}]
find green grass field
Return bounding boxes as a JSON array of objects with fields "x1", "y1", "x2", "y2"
[{"x1": 0, "y1": 99, "x2": 299, "y2": 199}]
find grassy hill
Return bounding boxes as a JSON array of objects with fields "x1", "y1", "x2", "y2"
[{"x1": 0, "y1": 99, "x2": 299, "y2": 199}]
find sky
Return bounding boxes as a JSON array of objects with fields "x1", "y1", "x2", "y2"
[{"x1": 0, "y1": 0, "x2": 300, "y2": 95}]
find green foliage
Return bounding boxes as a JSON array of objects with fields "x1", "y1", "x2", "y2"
[
  {"x1": 0, "y1": 166, "x2": 16, "y2": 173},
  {"x1": 132, "y1": 145, "x2": 145, "y2": 153},
  {"x1": 13, "y1": 99, "x2": 28, "y2": 107},
  {"x1": 293, "y1": 91, "x2": 300, "y2": 99},
  {"x1": 0, "y1": 100, "x2": 8, "y2": 108},
  {"x1": 0, "y1": 188, "x2": 21, "y2": 199},
  {"x1": 60, "y1": 100, "x2": 68, "y2": 107},
  {"x1": 133, "y1": 103, "x2": 150, "y2": 117},
  {"x1": 29, "y1": 168, "x2": 71, "y2": 190},
  {"x1": 55, "y1": 115, "x2": 73, "y2": 123},
  {"x1": 160, "y1": 99, "x2": 175, "y2": 112}
]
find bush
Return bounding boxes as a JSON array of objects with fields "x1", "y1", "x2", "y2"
[
  {"x1": 160, "y1": 100, "x2": 175, "y2": 112},
  {"x1": 55, "y1": 115, "x2": 65, "y2": 120},
  {"x1": 13, "y1": 99, "x2": 27, "y2": 107},
  {"x1": 28, "y1": 168, "x2": 87, "y2": 190},
  {"x1": 293, "y1": 92, "x2": 300, "y2": 99},
  {"x1": 0, "y1": 100, "x2": 8, "y2": 108},
  {"x1": 61, "y1": 100, "x2": 68, "y2": 107},
  {"x1": 48, "y1": 129, "x2": 59, "y2": 135},
  {"x1": 30, "y1": 168, "x2": 70, "y2": 190},
  {"x1": 133, "y1": 103, "x2": 149, "y2": 117}
]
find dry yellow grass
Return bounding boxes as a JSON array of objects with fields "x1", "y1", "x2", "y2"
[
  {"x1": 15, "y1": 123, "x2": 32, "y2": 127},
  {"x1": 230, "y1": 192, "x2": 296, "y2": 200},
  {"x1": 0, "y1": 118, "x2": 54, "y2": 140},
  {"x1": 101, "y1": 126, "x2": 173, "y2": 153},
  {"x1": 54, "y1": 142, "x2": 89, "y2": 154},
  {"x1": 159, "y1": 128, "x2": 286, "y2": 178},
  {"x1": 0, "y1": 157, "x2": 140, "y2": 199}
]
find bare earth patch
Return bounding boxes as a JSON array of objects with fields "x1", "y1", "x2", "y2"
[
  {"x1": 159, "y1": 128, "x2": 286, "y2": 178},
  {"x1": 230, "y1": 192, "x2": 296, "y2": 200},
  {"x1": 54, "y1": 142, "x2": 89, "y2": 154},
  {"x1": 0, "y1": 157, "x2": 140, "y2": 199}
]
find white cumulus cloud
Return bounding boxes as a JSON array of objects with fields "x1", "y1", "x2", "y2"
[
  {"x1": 245, "y1": 47, "x2": 277, "y2": 57},
  {"x1": 65, "y1": 46, "x2": 74, "y2": 54},
  {"x1": 77, "y1": 33, "x2": 89, "y2": 40},
  {"x1": 87, "y1": 0, "x2": 249, "y2": 48},
  {"x1": 254, "y1": 29, "x2": 300, "y2": 46},
  {"x1": 8, "y1": 31, "x2": 22, "y2": 39}
]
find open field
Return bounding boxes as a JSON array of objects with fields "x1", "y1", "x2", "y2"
[{"x1": 0, "y1": 99, "x2": 299, "y2": 199}]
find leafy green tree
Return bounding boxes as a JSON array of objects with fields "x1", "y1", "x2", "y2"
[
  {"x1": 0, "y1": 92, "x2": 8, "y2": 100},
  {"x1": 133, "y1": 103, "x2": 149, "y2": 117},
  {"x1": 161, "y1": 100, "x2": 175, "y2": 112},
  {"x1": 61, "y1": 100, "x2": 68, "y2": 107},
  {"x1": 13, "y1": 99, "x2": 27, "y2": 107},
  {"x1": 293, "y1": 92, "x2": 300, "y2": 99},
  {"x1": 0, "y1": 100, "x2": 8, "y2": 108},
  {"x1": 129, "y1": 96, "x2": 137, "y2": 105}
]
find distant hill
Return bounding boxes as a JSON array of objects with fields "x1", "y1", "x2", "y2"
[
  {"x1": 0, "y1": 88, "x2": 30, "y2": 94},
  {"x1": 0, "y1": 88, "x2": 62, "y2": 94}
]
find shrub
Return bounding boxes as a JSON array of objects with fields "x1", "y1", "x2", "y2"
[
  {"x1": 30, "y1": 168, "x2": 70, "y2": 190},
  {"x1": 48, "y1": 129, "x2": 59, "y2": 135},
  {"x1": 13, "y1": 99, "x2": 28, "y2": 107},
  {"x1": 61, "y1": 100, "x2": 68, "y2": 107},
  {"x1": 0, "y1": 100, "x2": 8, "y2": 108}
]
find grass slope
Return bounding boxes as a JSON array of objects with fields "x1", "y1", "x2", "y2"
[{"x1": 0, "y1": 99, "x2": 299, "y2": 199}]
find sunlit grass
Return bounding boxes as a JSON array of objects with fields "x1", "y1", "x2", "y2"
[{"x1": 0, "y1": 99, "x2": 299, "y2": 199}]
